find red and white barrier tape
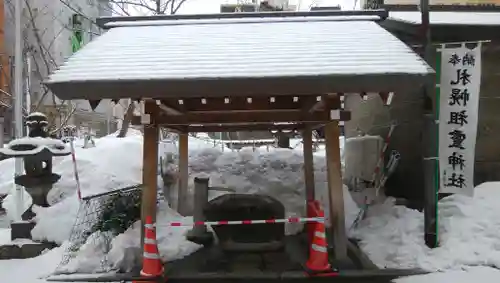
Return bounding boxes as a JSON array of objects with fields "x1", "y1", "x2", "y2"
[
  {"x1": 69, "y1": 138, "x2": 82, "y2": 201},
  {"x1": 157, "y1": 217, "x2": 324, "y2": 227},
  {"x1": 370, "y1": 123, "x2": 396, "y2": 186}
]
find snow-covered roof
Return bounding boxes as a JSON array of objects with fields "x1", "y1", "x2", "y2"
[
  {"x1": 27, "y1": 112, "x2": 47, "y2": 119},
  {"x1": 389, "y1": 11, "x2": 500, "y2": 25},
  {"x1": 45, "y1": 16, "x2": 434, "y2": 100}
]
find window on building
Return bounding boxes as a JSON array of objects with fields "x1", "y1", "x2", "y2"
[{"x1": 71, "y1": 14, "x2": 84, "y2": 53}]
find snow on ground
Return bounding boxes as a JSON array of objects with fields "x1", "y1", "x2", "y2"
[
  {"x1": 0, "y1": 227, "x2": 38, "y2": 246},
  {"x1": 395, "y1": 266, "x2": 500, "y2": 283},
  {"x1": 0, "y1": 245, "x2": 83, "y2": 283},
  {"x1": 0, "y1": 227, "x2": 10, "y2": 244},
  {"x1": 57, "y1": 203, "x2": 201, "y2": 274},
  {"x1": 0, "y1": 130, "x2": 355, "y2": 274},
  {"x1": 190, "y1": 145, "x2": 357, "y2": 233},
  {"x1": 2, "y1": 131, "x2": 500, "y2": 282},
  {"x1": 352, "y1": 181, "x2": 500, "y2": 272}
]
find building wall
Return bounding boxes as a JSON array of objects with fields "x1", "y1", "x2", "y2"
[
  {"x1": 221, "y1": 0, "x2": 296, "y2": 12},
  {"x1": 2, "y1": 0, "x2": 112, "y2": 138},
  {"x1": 344, "y1": 90, "x2": 425, "y2": 202},
  {"x1": 470, "y1": 46, "x2": 500, "y2": 185},
  {"x1": 344, "y1": 45, "x2": 500, "y2": 203},
  {"x1": 384, "y1": 0, "x2": 500, "y2": 4}
]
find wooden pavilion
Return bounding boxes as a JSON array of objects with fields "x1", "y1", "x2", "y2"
[{"x1": 44, "y1": 9, "x2": 434, "y2": 265}]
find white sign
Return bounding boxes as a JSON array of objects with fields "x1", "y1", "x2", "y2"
[{"x1": 439, "y1": 45, "x2": 481, "y2": 196}]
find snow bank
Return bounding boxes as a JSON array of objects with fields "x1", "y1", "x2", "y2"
[
  {"x1": 0, "y1": 228, "x2": 10, "y2": 245},
  {"x1": 0, "y1": 130, "x2": 144, "y2": 236},
  {"x1": 353, "y1": 182, "x2": 500, "y2": 272},
  {"x1": 56, "y1": 204, "x2": 201, "y2": 274},
  {"x1": 31, "y1": 196, "x2": 81, "y2": 244},
  {"x1": 395, "y1": 266, "x2": 500, "y2": 283},
  {"x1": 177, "y1": 144, "x2": 357, "y2": 234},
  {"x1": 0, "y1": 246, "x2": 65, "y2": 283},
  {"x1": 106, "y1": 203, "x2": 200, "y2": 272}
]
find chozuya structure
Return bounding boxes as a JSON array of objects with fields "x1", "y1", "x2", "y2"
[{"x1": 44, "y1": 9, "x2": 434, "y2": 281}]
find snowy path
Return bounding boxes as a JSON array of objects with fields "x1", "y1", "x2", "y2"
[
  {"x1": 0, "y1": 247, "x2": 64, "y2": 283},
  {"x1": 0, "y1": 247, "x2": 498, "y2": 283},
  {"x1": 395, "y1": 267, "x2": 500, "y2": 283},
  {"x1": 0, "y1": 215, "x2": 9, "y2": 228}
]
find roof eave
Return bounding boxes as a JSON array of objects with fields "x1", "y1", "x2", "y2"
[
  {"x1": 96, "y1": 9, "x2": 389, "y2": 29},
  {"x1": 45, "y1": 72, "x2": 435, "y2": 101},
  {"x1": 383, "y1": 18, "x2": 500, "y2": 42}
]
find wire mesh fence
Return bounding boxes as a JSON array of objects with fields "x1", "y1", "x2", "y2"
[{"x1": 54, "y1": 185, "x2": 142, "y2": 275}]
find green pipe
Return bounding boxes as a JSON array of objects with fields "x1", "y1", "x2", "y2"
[{"x1": 434, "y1": 52, "x2": 441, "y2": 240}]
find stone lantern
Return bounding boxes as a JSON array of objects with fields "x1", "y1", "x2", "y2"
[{"x1": 0, "y1": 112, "x2": 71, "y2": 239}]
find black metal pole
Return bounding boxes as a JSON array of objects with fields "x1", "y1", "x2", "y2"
[{"x1": 420, "y1": 0, "x2": 439, "y2": 248}]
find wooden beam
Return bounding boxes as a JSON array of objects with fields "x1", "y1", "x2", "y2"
[
  {"x1": 182, "y1": 123, "x2": 315, "y2": 132},
  {"x1": 140, "y1": 101, "x2": 160, "y2": 259},
  {"x1": 158, "y1": 110, "x2": 351, "y2": 125},
  {"x1": 48, "y1": 73, "x2": 433, "y2": 101},
  {"x1": 324, "y1": 120, "x2": 347, "y2": 260},
  {"x1": 162, "y1": 95, "x2": 321, "y2": 112},
  {"x1": 177, "y1": 133, "x2": 189, "y2": 216},
  {"x1": 156, "y1": 100, "x2": 183, "y2": 115},
  {"x1": 303, "y1": 125, "x2": 316, "y2": 245},
  {"x1": 308, "y1": 94, "x2": 342, "y2": 113}
]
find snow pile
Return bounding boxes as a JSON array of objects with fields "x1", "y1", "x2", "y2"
[
  {"x1": 0, "y1": 228, "x2": 10, "y2": 245},
  {"x1": 0, "y1": 245, "x2": 66, "y2": 283},
  {"x1": 290, "y1": 137, "x2": 344, "y2": 160},
  {"x1": 352, "y1": 182, "x2": 500, "y2": 272},
  {"x1": 180, "y1": 145, "x2": 357, "y2": 234},
  {"x1": 55, "y1": 203, "x2": 201, "y2": 274},
  {"x1": 109, "y1": 204, "x2": 200, "y2": 271},
  {"x1": 1, "y1": 132, "x2": 144, "y2": 235},
  {"x1": 395, "y1": 266, "x2": 500, "y2": 283}
]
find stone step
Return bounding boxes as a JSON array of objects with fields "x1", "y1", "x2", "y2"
[
  {"x1": 11, "y1": 221, "x2": 36, "y2": 240},
  {"x1": 0, "y1": 241, "x2": 57, "y2": 260}
]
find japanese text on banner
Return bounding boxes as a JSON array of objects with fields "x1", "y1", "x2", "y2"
[{"x1": 439, "y1": 45, "x2": 481, "y2": 196}]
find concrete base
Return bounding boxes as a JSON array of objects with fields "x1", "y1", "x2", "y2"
[
  {"x1": 11, "y1": 221, "x2": 36, "y2": 241},
  {"x1": 186, "y1": 229, "x2": 214, "y2": 246},
  {"x1": 0, "y1": 242, "x2": 57, "y2": 259}
]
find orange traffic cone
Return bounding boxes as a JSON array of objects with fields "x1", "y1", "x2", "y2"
[
  {"x1": 305, "y1": 205, "x2": 332, "y2": 274},
  {"x1": 140, "y1": 216, "x2": 164, "y2": 277}
]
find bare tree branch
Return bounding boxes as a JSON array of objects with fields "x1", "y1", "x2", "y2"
[
  {"x1": 110, "y1": 0, "x2": 157, "y2": 14},
  {"x1": 116, "y1": 102, "x2": 135, "y2": 138},
  {"x1": 106, "y1": 1, "x2": 131, "y2": 16},
  {"x1": 57, "y1": 0, "x2": 100, "y2": 28},
  {"x1": 49, "y1": 104, "x2": 77, "y2": 135},
  {"x1": 156, "y1": 0, "x2": 161, "y2": 14},
  {"x1": 172, "y1": 0, "x2": 188, "y2": 14}
]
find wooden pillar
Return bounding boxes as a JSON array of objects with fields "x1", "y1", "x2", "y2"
[
  {"x1": 303, "y1": 126, "x2": 316, "y2": 244},
  {"x1": 303, "y1": 126, "x2": 315, "y2": 202},
  {"x1": 140, "y1": 101, "x2": 159, "y2": 253},
  {"x1": 177, "y1": 132, "x2": 189, "y2": 215},
  {"x1": 0, "y1": 117, "x2": 3, "y2": 148},
  {"x1": 325, "y1": 120, "x2": 347, "y2": 260}
]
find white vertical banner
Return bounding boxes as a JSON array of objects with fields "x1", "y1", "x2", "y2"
[{"x1": 439, "y1": 44, "x2": 481, "y2": 196}]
